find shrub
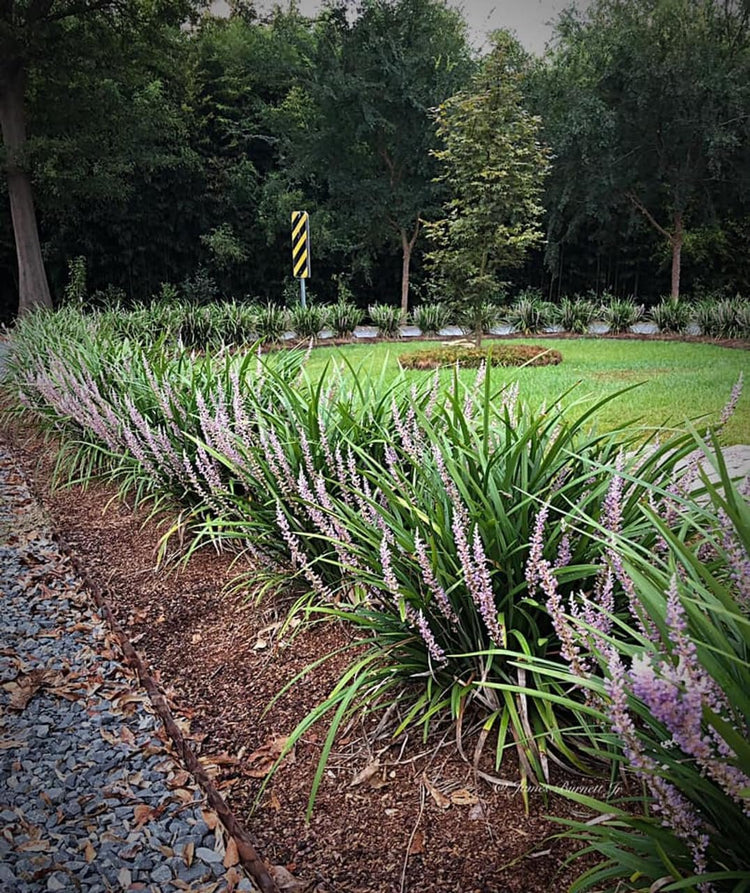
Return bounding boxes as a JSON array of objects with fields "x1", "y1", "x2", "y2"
[
  {"x1": 89, "y1": 284, "x2": 127, "y2": 310},
  {"x1": 253, "y1": 303, "x2": 289, "y2": 344},
  {"x1": 289, "y1": 303, "x2": 330, "y2": 341},
  {"x1": 99, "y1": 302, "x2": 183, "y2": 345},
  {"x1": 693, "y1": 297, "x2": 750, "y2": 339},
  {"x1": 369, "y1": 303, "x2": 404, "y2": 338},
  {"x1": 505, "y1": 292, "x2": 555, "y2": 333},
  {"x1": 554, "y1": 296, "x2": 600, "y2": 334},
  {"x1": 154, "y1": 282, "x2": 179, "y2": 304},
  {"x1": 736, "y1": 301, "x2": 750, "y2": 338},
  {"x1": 213, "y1": 301, "x2": 258, "y2": 346},
  {"x1": 63, "y1": 256, "x2": 87, "y2": 307},
  {"x1": 328, "y1": 301, "x2": 364, "y2": 338},
  {"x1": 539, "y1": 438, "x2": 750, "y2": 891},
  {"x1": 456, "y1": 300, "x2": 498, "y2": 338},
  {"x1": 412, "y1": 303, "x2": 453, "y2": 335},
  {"x1": 179, "y1": 304, "x2": 215, "y2": 348},
  {"x1": 332, "y1": 274, "x2": 356, "y2": 305},
  {"x1": 265, "y1": 379, "x2": 712, "y2": 816},
  {"x1": 399, "y1": 343, "x2": 562, "y2": 369},
  {"x1": 602, "y1": 296, "x2": 643, "y2": 333},
  {"x1": 649, "y1": 297, "x2": 692, "y2": 333},
  {"x1": 182, "y1": 267, "x2": 219, "y2": 305}
]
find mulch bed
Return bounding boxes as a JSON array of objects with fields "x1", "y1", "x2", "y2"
[{"x1": 3, "y1": 425, "x2": 605, "y2": 893}]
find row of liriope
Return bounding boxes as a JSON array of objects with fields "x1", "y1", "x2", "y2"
[{"x1": 5, "y1": 308, "x2": 749, "y2": 890}]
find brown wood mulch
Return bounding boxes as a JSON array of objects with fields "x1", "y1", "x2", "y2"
[{"x1": 3, "y1": 423, "x2": 607, "y2": 893}]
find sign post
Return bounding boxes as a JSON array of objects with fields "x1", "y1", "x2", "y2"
[{"x1": 291, "y1": 210, "x2": 310, "y2": 308}]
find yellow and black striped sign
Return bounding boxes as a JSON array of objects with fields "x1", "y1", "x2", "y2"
[{"x1": 291, "y1": 211, "x2": 310, "y2": 279}]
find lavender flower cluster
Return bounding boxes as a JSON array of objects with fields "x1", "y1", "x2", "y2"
[{"x1": 525, "y1": 443, "x2": 750, "y2": 888}]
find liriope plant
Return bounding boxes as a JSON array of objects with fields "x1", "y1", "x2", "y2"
[{"x1": 529, "y1": 435, "x2": 750, "y2": 891}]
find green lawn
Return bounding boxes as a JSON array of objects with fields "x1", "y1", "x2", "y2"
[{"x1": 304, "y1": 337, "x2": 750, "y2": 444}]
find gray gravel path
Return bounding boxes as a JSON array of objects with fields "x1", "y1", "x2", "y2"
[{"x1": 0, "y1": 452, "x2": 258, "y2": 892}]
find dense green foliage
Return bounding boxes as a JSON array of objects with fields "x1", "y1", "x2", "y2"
[
  {"x1": 3, "y1": 0, "x2": 750, "y2": 319},
  {"x1": 537, "y1": 444, "x2": 750, "y2": 890},
  {"x1": 531, "y1": 0, "x2": 750, "y2": 299},
  {"x1": 425, "y1": 33, "x2": 550, "y2": 345}
]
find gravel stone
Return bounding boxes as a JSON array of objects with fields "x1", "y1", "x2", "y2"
[
  {"x1": 0, "y1": 865, "x2": 17, "y2": 885},
  {"x1": 196, "y1": 846, "x2": 224, "y2": 864},
  {"x1": 151, "y1": 864, "x2": 173, "y2": 884},
  {"x1": 0, "y1": 446, "x2": 259, "y2": 892}
]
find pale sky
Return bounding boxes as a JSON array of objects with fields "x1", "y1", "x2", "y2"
[{"x1": 209, "y1": 1, "x2": 583, "y2": 55}]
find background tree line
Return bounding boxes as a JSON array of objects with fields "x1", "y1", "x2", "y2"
[{"x1": 2, "y1": 0, "x2": 750, "y2": 321}]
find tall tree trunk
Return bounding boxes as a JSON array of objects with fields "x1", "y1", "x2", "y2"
[
  {"x1": 0, "y1": 62, "x2": 52, "y2": 316},
  {"x1": 670, "y1": 210, "x2": 683, "y2": 302},
  {"x1": 475, "y1": 250, "x2": 488, "y2": 348},
  {"x1": 399, "y1": 219, "x2": 421, "y2": 317},
  {"x1": 626, "y1": 192, "x2": 684, "y2": 302}
]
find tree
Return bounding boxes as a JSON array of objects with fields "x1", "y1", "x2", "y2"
[
  {"x1": 186, "y1": 8, "x2": 322, "y2": 298},
  {"x1": 0, "y1": 0, "x2": 193, "y2": 315},
  {"x1": 540, "y1": 0, "x2": 750, "y2": 301},
  {"x1": 297, "y1": 0, "x2": 474, "y2": 314},
  {"x1": 425, "y1": 32, "x2": 550, "y2": 346}
]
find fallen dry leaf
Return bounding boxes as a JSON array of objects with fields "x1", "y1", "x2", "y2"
[
  {"x1": 422, "y1": 774, "x2": 450, "y2": 809},
  {"x1": 119, "y1": 726, "x2": 136, "y2": 746},
  {"x1": 245, "y1": 736, "x2": 293, "y2": 779},
  {"x1": 450, "y1": 789, "x2": 479, "y2": 806},
  {"x1": 268, "y1": 791, "x2": 281, "y2": 811},
  {"x1": 182, "y1": 841, "x2": 195, "y2": 867},
  {"x1": 84, "y1": 841, "x2": 96, "y2": 863},
  {"x1": 9, "y1": 669, "x2": 50, "y2": 711},
  {"x1": 216, "y1": 777, "x2": 240, "y2": 792},
  {"x1": 114, "y1": 692, "x2": 147, "y2": 710},
  {"x1": 408, "y1": 829, "x2": 425, "y2": 856},
  {"x1": 133, "y1": 804, "x2": 155, "y2": 827},
  {"x1": 223, "y1": 837, "x2": 239, "y2": 868},
  {"x1": 17, "y1": 838, "x2": 50, "y2": 852},
  {"x1": 199, "y1": 753, "x2": 241, "y2": 769},
  {"x1": 168, "y1": 769, "x2": 191, "y2": 788},
  {"x1": 468, "y1": 803, "x2": 485, "y2": 822},
  {"x1": 270, "y1": 865, "x2": 306, "y2": 892},
  {"x1": 350, "y1": 759, "x2": 380, "y2": 788},
  {"x1": 225, "y1": 867, "x2": 243, "y2": 893},
  {"x1": 202, "y1": 809, "x2": 220, "y2": 831}
]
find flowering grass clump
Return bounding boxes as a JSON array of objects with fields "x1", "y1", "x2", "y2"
[
  {"x1": 533, "y1": 437, "x2": 750, "y2": 891},
  {"x1": 264, "y1": 366, "x2": 718, "y2": 810}
]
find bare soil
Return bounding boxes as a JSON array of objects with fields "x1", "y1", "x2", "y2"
[{"x1": 3, "y1": 425, "x2": 604, "y2": 893}]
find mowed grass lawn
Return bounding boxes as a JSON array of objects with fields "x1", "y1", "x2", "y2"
[{"x1": 304, "y1": 337, "x2": 750, "y2": 444}]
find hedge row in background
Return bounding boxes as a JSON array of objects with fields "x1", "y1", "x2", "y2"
[{"x1": 69, "y1": 292, "x2": 750, "y2": 349}]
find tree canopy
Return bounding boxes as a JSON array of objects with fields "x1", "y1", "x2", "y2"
[
  {"x1": 535, "y1": 0, "x2": 750, "y2": 299},
  {"x1": 426, "y1": 32, "x2": 550, "y2": 344},
  {"x1": 1, "y1": 0, "x2": 750, "y2": 319}
]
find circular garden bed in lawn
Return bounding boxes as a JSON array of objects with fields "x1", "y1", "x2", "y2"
[{"x1": 398, "y1": 342, "x2": 563, "y2": 369}]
